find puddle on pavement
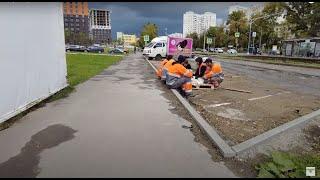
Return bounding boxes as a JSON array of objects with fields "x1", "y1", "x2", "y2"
[{"x1": 0, "y1": 124, "x2": 77, "y2": 178}]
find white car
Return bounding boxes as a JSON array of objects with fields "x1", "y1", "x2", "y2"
[
  {"x1": 227, "y1": 49, "x2": 237, "y2": 54},
  {"x1": 214, "y1": 48, "x2": 224, "y2": 53}
]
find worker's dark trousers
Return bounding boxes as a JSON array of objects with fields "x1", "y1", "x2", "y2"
[
  {"x1": 166, "y1": 76, "x2": 192, "y2": 94},
  {"x1": 161, "y1": 69, "x2": 167, "y2": 81}
]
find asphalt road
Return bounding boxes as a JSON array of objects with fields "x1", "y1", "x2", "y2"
[
  {"x1": 0, "y1": 53, "x2": 235, "y2": 178},
  {"x1": 216, "y1": 59, "x2": 320, "y2": 97}
]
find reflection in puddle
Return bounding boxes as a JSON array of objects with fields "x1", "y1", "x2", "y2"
[{"x1": 0, "y1": 124, "x2": 77, "y2": 178}]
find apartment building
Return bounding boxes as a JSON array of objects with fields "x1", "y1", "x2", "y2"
[
  {"x1": 63, "y1": 2, "x2": 89, "y2": 34},
  {"x1": 183, "y1": 11, "x2": 216, "y2": 37},
  {"x1": 89, "y1": 9, "x2": 112, "y2": 44}
]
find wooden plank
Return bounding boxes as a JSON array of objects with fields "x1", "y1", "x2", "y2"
[{"x1": 220, "y1": 87, "x2": 252, "y2": 93}]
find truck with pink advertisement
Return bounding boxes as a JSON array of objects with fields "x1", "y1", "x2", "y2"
[{"x1": 143, "y1": 36, "x2": 193, "y2": 60}]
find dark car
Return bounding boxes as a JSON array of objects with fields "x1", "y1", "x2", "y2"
[
  {"x1": 66, "y1": 45, "x2": 86, "y2": 52},
  {"x1": 108, "y1": 48, "x2": 124, "y2": 54},
  {"x1": 86, "y1": 46, "x2": 104, "y2": 53}
]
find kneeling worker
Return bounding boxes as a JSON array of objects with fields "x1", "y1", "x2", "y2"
[
  {"x1": 203, "y1": 58, "x2": 224, "y2": 88},
  {"x1": 194, "y1": 57, "x2": 207, "y2": 79},
  {"x1": 161, "y1": 55, "x2": 175, "y2": 81},
  {"x1": 156, "y1": 55, "x2": 173, "y2": 79},
  {"x1": 166, "y1": 55, "x2": 193, "y2": 97}
]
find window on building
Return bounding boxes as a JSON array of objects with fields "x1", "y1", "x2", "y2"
[{"x1": 76, "y1": 19, "x2": 79, "y2": 22}]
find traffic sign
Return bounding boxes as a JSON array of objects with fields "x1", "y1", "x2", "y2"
[
  {"x1": 235, "y1": 32, "x2": 240, "y2": 38},
  {"x1": 144, "y1": 35, "x2": 149, "y2": 42},
  {"x1": 252, "y1": 32, "x2": 256, "y2": 37},
  {"x1": 207, "y1": 38, "x2": 212, "y2": 44}
]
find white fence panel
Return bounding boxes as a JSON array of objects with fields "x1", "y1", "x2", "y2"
[{"x1": 0, "y1": 2, "x2": 67, "y2": 123}]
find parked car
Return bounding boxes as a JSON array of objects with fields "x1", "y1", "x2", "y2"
[
  {"x1": 86, "y1": 46, "x2": 104, "y2": 53},
  {"x1": 209, "y1": 48, "x2": 215, "y2": 52},
  {"x1": 214, "y1": 48, "x2": 224, "y2": 53},
  {"x1": 109, "y1": 48, "x2": 124, "y2": 54},
  {"x1": 66, "y1": 45, "x2": 86, "y2": 52},
  {"x1": 195, "y1": 48, "x2": 202, "y2": 52},
  {"x1": 117, "y1": 47, "x2": 129, "y2": 54},
  {"x1": 227, "y1": 49, "x2": 237, "y2": 54}
]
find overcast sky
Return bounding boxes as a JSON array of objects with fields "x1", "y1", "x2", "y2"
[{"x1": 89, "y1": 2, "x2": 265, "y2": 39}]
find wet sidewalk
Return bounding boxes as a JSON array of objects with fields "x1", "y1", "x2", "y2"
[{"x1": 0, "y1": 53, "x2": 236, "y2": 178}]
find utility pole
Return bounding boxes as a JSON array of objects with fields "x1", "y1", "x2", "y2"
[
  {"x1": 259, "y1": 27, "x2": 262, "y2": 51},
  {"x1": 203, "y1": 31, "x2": 206, "y2": 51},
  {"x1": 247, "y1": 21, "x2": 252, "y2": 55}
]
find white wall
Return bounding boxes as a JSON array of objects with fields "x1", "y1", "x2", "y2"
[{"x1": 0, "y1": 2, "x2": 67, "y2": 123}]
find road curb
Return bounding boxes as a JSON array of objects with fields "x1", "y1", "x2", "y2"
[
  {"x1": 232, "y1": 109, "x2": 320, "y2": 155},
  {"x1": 143, "y1": 56, "x2": 236, "y2": 157}
]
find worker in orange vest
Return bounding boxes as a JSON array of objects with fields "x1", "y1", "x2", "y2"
[
  {"x1": 161, "y1": 55, "x2": 176, "y2": 81},
  {"x1": 194, "y1": 57, "x2": 207, "y2": 79},
  {"x1": 156, "y1": 55, "x2": 173, "y2": 79},
  {"x1": 166, "y1": 55, "x2": 193, "y2": 97},
  {"x1": 203, "y1": 58, "x2": 224, "y2": 88}
]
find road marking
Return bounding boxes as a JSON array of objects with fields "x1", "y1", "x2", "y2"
[
  {"x1": 248, "y1": 95, "x2": 273, "y2": 101},
  {"x1": 248, "y1": 91, "x2": 291, "y2": 101},
  {"x1": 207, "y1": 103, "x2": 231, "y2": 108}
]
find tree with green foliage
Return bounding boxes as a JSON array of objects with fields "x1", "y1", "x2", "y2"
[
  {"x1": 137, "y1": 22, "x2": 158, "y2": 47},
  {"x1": 250, "y1": 2, "x2": 286, "y2": 51},
  {"x1": 205, "y1": 26, "x2": 228, "y2": 48},
  {"x1": 284, "y1": 2, "x2": 317, "y2": 38},
  {"x1": 226, "y1": 10, "x2": 248, "y2": 51}
]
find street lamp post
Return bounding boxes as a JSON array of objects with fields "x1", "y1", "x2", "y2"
[
  {"x1": 247, "y1": 21, "x2": 252, "y2": 55},
  {"x1": 203, "y1": 31, "x2": 206, "y2": 51}
]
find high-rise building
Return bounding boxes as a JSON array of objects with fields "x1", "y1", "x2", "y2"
[
  {"x1": 89, "y1": 9, "x2": 112, "y2": 44},
  {"x1": 183, "y1": 11, "x2": 216, "y2": 38},
  {"x1": 63, "y1": 2, "x2": 89, "y2": 35}
]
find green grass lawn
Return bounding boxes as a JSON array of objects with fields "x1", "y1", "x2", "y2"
[{"x1": 66, "y1": 53, "x2": 122, "y2": 86}]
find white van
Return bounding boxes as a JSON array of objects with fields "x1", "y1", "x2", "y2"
[{"x1": 143, "y1": 36, "x2": 167, "y2": 60}]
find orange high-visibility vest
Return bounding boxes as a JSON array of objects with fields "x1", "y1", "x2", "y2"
[
  {"x1": 204, "y1": 63, "x2": 223, "y2": 79},
  {"x1": 212, "y1": 63, "x2": 222, "y2": 74},
  {"x1": 167, "y1": 63, "x2": 193, "y2": 78},
  {"x1": 156, "y1": 59, "x2": 169, "y2": 77},
  {"x1": 163, "y1": 59, "x2": 175, "y2": 70}
]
